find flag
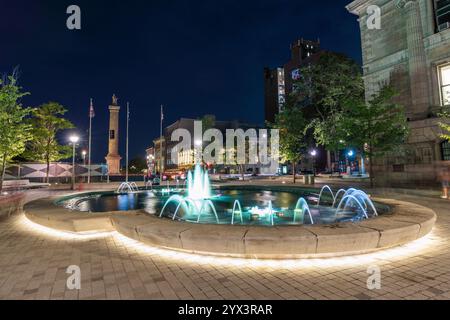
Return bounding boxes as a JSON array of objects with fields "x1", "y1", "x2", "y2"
[
  {"x1": 161, "y1": 105, "x2": 164, "y2": 121},
  {"x1": 89, "y1": 98, "x2": 95, "y2": 118}
]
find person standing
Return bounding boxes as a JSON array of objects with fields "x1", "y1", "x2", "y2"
[{"x1": 440, "y1": 166, "x2": 450, "y2": 199}]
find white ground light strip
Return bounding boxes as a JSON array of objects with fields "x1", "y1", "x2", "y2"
[{"x1": 19, "y1": 215, "x2": 443, "y2": 270}]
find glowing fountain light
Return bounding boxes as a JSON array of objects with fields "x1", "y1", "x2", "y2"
[
  {"x1": 294, "y1": 198, "x2": 314, "y2": 224},
  {"x1": 249, "y1": 201, "x2": 275, "y2": 225},
  {"x1": 161, "y1": 181, "x2": 171, "y2": 194},
  {"x1": 159, "y1": 164, "x2": 218, "y2": 223},
  {"x1": 188, "y1": 164, "x2": 211, "y2": 200}
]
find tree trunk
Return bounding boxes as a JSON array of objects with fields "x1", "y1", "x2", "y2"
[
  {"x1": 293, "y1": 162, "x2": 296, "y2": 184},
  {"x1": 335, "y1": 149, "x2": 341, "y2": 177},
  {"x1": 46, "y1": 157, "x2": 50, "y2": 184},
  {"x1": 369, "y1": 153, "x2": 374, "y2": 188},
  {"x1": 0, "y1": 153, "x2": 7, "y2": 194}
]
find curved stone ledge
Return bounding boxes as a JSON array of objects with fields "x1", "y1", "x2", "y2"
[
  {"x1": 0, "y1": 193, "x2": 25, "y2": 220},
  {"x1": 23, "y1": 194, "x2": 437, "y2": 258}
]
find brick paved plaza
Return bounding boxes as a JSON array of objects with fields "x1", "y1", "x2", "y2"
[{"x1": 1, "y1": 188, "x2": 449, "y2": 300}]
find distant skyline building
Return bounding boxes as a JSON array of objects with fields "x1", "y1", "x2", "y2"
[
  {"x1": 264, "y1": 38, "x2": 321, "y2": 124},
  {"x1": 105, "y1": 94, "x2": 122, "y2": 175},
  {"x1": 153, "y1": 136, "x2": 166, "y2": 175},
  {"x1": 151, "y1": 116, "x2": 269, "y2": 175}
]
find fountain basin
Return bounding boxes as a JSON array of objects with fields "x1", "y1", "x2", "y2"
[
  {"x1": 54, "y1": 185, "x2": 387, "y2": 226},
  {"x1": 24, "y1": 187, "x2": 437, "y2": 258}
]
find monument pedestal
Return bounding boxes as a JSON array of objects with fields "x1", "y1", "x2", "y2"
[{"x1": 106, "y1": 154, "x2": 122, "y2": 175}]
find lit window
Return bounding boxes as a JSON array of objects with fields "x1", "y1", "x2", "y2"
[
  {"x1": 439, "y1": 64, "x2": 450, "y2": 105},
  {"x1": 291, "y1": 69, "x2": 300, "y2": 80},
  {"x1": 442, "y1": 141, "x2": 450, "y2": 161}
]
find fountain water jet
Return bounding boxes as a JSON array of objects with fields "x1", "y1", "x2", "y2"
[
  {"x1": 188, "y1": 164, "x2": 211, "y2": 200},
  {"x1": 117, "y1": 182, "x2": 139, "y2": 193},
  {"x1": 159, "y1": 164, "x2": 218, "y2": 223},
  {"x1": 294, "y1": 198, "x2": 314, "y2": 224},
  {"x1": 317, "y1": 185, "x2": 335, "y2": 206},
  {"x1": 231, "y1": 200, "x2": 244, "y2": 225}
]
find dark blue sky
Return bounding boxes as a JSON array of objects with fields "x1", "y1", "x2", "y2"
[{"x1": 0, "y1": 0, "x2": 361, "y2": 163}]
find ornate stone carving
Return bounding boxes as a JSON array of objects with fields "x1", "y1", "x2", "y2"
[{"x1": 395, "y1": 0, "x2": 414, "y2": 10}]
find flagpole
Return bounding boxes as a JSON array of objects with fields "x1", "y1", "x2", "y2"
[
  {"x1": 126, "y1": 102, "x2": 130, "y2": 183},
  {"x1": 88, "y1": 98, "x2": 93, "y2": 184}
]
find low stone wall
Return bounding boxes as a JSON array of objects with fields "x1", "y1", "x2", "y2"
[
  {"x1": 23, "y1": 194, "x2": 437, "y2": 259},
  {"x1": 0, "y1": 193, "x2": 25, "y2": 220}
]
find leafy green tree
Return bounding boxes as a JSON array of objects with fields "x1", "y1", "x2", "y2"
[
  {"x1": 296, "y1": 53, "x2": 364, "y2": 165},
  {"x1": 341, "y1": 86, "x2": 409, "y2": 187},
  {"x1": 201, "y1": 114, "x2": 216, "y2": 133},
  {"x1": 24, "y1": 102, "x2": 74, "y2": 183},
  {"x1": 439, "y1": 107, "x2": 450, "y2": 142},
  {"x1": 128, "y1": 156, "x2": 147, "y2": 174},
  {"x1": 0, "y1": 73, "x2": 32, "y2": 193},
  {"x1": 270, "y1": 100, "x2": 307, "y2": 183}
]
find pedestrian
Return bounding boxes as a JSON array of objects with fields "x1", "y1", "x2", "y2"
[{"x1": 440, "y1": 166, "x2": 450, "y2": 199}]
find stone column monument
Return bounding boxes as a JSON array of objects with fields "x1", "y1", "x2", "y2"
[{"x1": 105, "y1": 94, "x2": 122, "y2": 175}]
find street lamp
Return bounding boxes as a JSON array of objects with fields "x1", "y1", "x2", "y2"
[
  {"x1": 69, "y1": 135, "x2": 79, "y2": 190},
  {"x1": 82, "y1": 150, "x2": 87, "y2": 183},
  {"x1": 310, "y1": 149, "x2": 317, "y2": 176},
  {"x1": 82, "y1": 150, "x2": 87, "y2": 165},
  {"x1": 346, "y1": 150, "x2": 355, "y2": 176}
]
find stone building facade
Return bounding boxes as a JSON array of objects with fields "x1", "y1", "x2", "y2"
[{"x1": 347, "y1": 0, "x2": 450, "y2": 185}]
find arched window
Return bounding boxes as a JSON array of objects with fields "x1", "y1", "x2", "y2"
[{"x1": 442, "y1": 141, "x2": 450, "y2": 161}]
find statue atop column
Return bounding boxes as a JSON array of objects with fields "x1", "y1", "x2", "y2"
[{"x1": 112, "y1": 94, "x2": 118, "y2": 106}]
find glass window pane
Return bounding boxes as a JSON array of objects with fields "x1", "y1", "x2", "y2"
[
  {"x1": 443, "y1": 85, "x2": 450, "y2": 105},
  {"x1": 442, "y1": 141, "x2": 450, "y2": 161},
  {"x1": 441, "y1": 65, "x2": 450, "y2": 86}
]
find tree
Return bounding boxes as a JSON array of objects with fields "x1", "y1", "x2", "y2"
[
  {"x1": 201, "y1": 114, "x2": 216, "y2": 132},
  {"x1": 341, "y1": 86, "x2": 409, "y2": 187},
  {"x1": 295, "y1": 52, "x2": 364, "y2": 168},
  {"x1": 24, "y1": 102, "x2": 74, "y2": 183},
  {"x1": 0, "y1": 73, "x2": 32, "y2": 193},
  {"x1": 226, "y1": 142, "x2": 250, "y2": 182},
  {"x1": 439, "y1": 107, "x2": 450, "y2": 142},
  {"x1": 270, "y1": 99, "x2": 307, "y2": 183},
  {"x1": 128, "y1": 156, "x2": 147, "y2": 174}
]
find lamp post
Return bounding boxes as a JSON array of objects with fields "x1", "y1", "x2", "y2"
[
  {"x1": 347, "y1": 150, "x2": 354, "y2": 176},
  {"x1": 310, "y1": 149, "x2": 317, "y2": 177},
  {"x1": 82, "y1": 150, "x2": 87, "y2": 165},
  {"x1": 69, "y1": 135, "x2": 79, "y2": 190},
  {"x1": 82, "y1": 150, "x2": 87, "y2": 183}
]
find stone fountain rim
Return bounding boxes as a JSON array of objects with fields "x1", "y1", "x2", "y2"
[{"x1": 23, "y1": 188, "x2": 437, "y2": 259}]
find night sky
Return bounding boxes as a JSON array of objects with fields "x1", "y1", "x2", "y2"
[{"x1": 0, "y1": 0, "x2": 361, "y2": 163}]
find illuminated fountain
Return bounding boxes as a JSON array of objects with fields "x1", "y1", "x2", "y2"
[
  {"x1": 145, "y1": 180, "x2": 153, "y2": 190},
  {"x1": 294, "y1": 198, "x2": 313, "y2": 224},
  {"x1": 249, "y1": 201, "x2": 276, "y2": 226},
  {"x1": 117, "y1": 182, "x2": 139, "y2": 193},
  {"x1": 187, "y1": 164, "x2": 211, "y2": 200},
  {"x1": 161, "y1": 181, "x2": 171, "y2": 194},
  {"x1": 159, "y1": 164, "x2": 218, "y2": 223},
  {"x1": 317, "y1": 185, "x2": 378, "y2": 219}
]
